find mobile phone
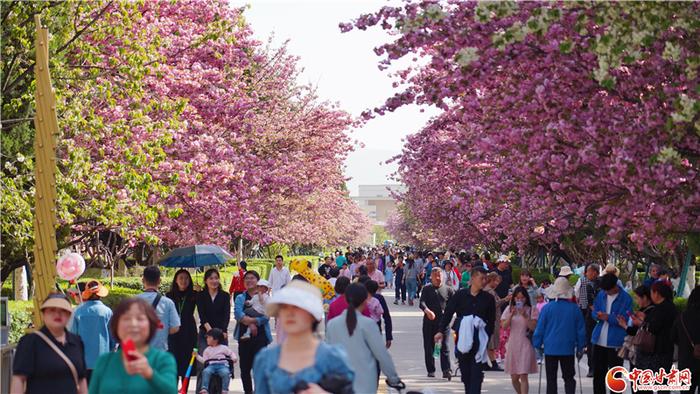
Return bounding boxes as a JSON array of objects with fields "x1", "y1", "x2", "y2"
[{"x1": 121, "y1": 338, "x2": 138, "y2": 361}]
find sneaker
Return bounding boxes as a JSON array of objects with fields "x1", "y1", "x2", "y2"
[
  {"x1": 442, "y1": 370, "x2": 452, "y2": 381},
  {"x1": 402, "y1": 301, "x2": 406, "y2": 305},
  {"x1": 490, "y1": 363, "x2": 503, "y2": 371},
  {"x1": 240, "y1": 331, "x2": 251, "y2": 341},
  {"x1": 393, "y1": 300, "x2": 399, "y2": 305},
  {"x1": 427, "y1": 372, "x2": 435, "y2": 378},
  {"x1": 586, "y1": 371, "x2": 594, "y2": 378},
  {"x1": 408, "y1": 300, "x2": 414, "y2": 306}
]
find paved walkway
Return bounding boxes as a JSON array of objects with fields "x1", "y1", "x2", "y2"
[{"x1": 188, "y1": 288, "x2": 594, "y2": 393}]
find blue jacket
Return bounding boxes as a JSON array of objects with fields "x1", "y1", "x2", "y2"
[
  {"x1": 533, "y1": 299, "x2": 586, "y2": 356},
  {"x1": 590, "y1": 286, "x2": 632, "y2": 348},
  {"x1": 234, "y1": 292, "x2": 272, "y2": 343},
  {"x1": 69, "y1": 300, "x2": 114, "y2": 369}
]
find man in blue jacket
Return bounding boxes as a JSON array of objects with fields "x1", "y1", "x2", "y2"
[
  {"x1": 590, "y1": 273, "x2": 633, "y2": 394},
  {"x1": 533, "y1": 277, "x2": 587, "y2": 394}
]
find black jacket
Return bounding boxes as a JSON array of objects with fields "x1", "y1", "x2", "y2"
[
  {"x1": 439, "y1": 288, "x2": 495, "y2": 336},
  {"x1": 374, "y1": 293, "x2": 393, "y2": 341},
  {"x1": 642, "y1": 299, "x2": 677, "y2": 356},
  {"x1": 196, "y1": 289, "x2": 231, "y2": 331},
  {"x1": 420, "y1": 284, "x2": 455, "y2": 324},
  {"x1": 671, "y1": 308, "x2": 700, "y2": 372}
]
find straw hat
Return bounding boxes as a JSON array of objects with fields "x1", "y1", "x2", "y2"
[
  {"x1": 81, "y1": 280, "x2": 109, "y2": 300},
  {"x1": 266, "y1": 280, "x2": 323, "y2": 321},
  {"x1": 558, "y1": 266, "x2": 574, "y2": 277},
  {"x1": 40, "y1": 293, "x2": 73, "y2": 314},
  {"x1": 497, "y1": 254, "x2": 510, "y2": 263},
  {"x1": 604, "y1": 263, "x2": 620, "y2": 277},
  {"x1": 547, "y1": 277, "x2": 574, "y2": 299}
]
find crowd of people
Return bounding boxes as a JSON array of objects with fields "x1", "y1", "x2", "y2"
[{"x1": 9, "y1": 247, "x2": 700, "y2": 394}]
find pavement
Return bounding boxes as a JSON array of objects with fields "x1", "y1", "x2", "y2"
[{"x1": 187, "y1": 287, "x2": 594, "y2": 393}]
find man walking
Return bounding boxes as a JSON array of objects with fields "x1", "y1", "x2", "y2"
[
  {"x1": 70, "y1": 280, "x2": 113, "y2": 382},
  {"x1": 420, "y1": 267, "x2": 455, "y2": 379},
  {"x1": 591, "y1": 273, "x2": 632, "y2": 394},
  {"x1": 576, "y1": 263, "x2": 600, "y2": 376},
  {"x1": 436, "y1": 267, "x2": 495, "y2": 394},
  {"x1": 137, "y1": 266, "x2": 180, "y2": 350},
  {"x1": 533, "y1": 277, "x2": 587, "y2": 394},
  {"x1": 268, "y1": 255, "x2": 290, "y2": 293}
]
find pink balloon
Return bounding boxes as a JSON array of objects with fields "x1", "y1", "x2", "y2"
[{"x1": 56, "y1": 253, "x2": 86, "y2": 281}]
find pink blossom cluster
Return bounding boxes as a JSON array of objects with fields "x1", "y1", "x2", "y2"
[
  {"x1": 346, "y1": 2, "x2": 699, "y2": 253},
  {"x1": 66, "y1": 0, "x2": 370, "y2": 247}
]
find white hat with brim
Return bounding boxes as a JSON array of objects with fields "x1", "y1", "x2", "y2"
[
  {"x1": 266, "y1": 280, "x2": 323, "y2": 321},
  {"x1": 547, "y1": 277, "x2": 574, "y2": 299},
  {"x1": 40, "y1": 295, "x2": 73, "y2": 314},
  {"x1": 497, "y1": 255, "x2": 510, "y2": 262},
  {"x1": 257, "y1": 279, "x2": 271, "y2": 288},
  {"x1": 558, "y1": 266, "x2": 574, "y2": 277}
]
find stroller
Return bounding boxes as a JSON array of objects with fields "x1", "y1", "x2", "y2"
[{"x1": 196, "y1": 356, "x2": 235, "y2": 394}]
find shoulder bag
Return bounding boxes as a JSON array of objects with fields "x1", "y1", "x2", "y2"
[
  {"x1": 632, "y1": 323, "x2": 656, "y2": 353},
  {"x1": 33, "y1": 330, "x2": 80, "y2": 391},
  {"x1": 680, "y1": 315, "x2": 700, "y2": 359}
]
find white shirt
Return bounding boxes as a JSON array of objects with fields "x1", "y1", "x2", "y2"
[
  {"x1": 597, "y1": 292, "x2": 619, "y2": 348},
  {"x1": 268, "y1": 266, "x2": 291, "y2": 293}
]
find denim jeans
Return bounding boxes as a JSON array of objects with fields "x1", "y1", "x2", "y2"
[
  {"x1": 201, "y1": 363, "x2": 230, "y2": 392},
  {"x1": 406, "y1": 278, "x2": 418, "y2": 300}
]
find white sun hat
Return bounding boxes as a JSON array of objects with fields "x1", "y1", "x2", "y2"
[
  {"x1": 266, "y1": 280, "x2": 323, "y2": 321},
  {"x1": 558, "y1": 266, "x2": 574, "y2": 277},
  {"x1": 257, "y1": 279, "x2": 271, "y2": 288},
  {"x1": 547, "y1": 277, "x2": 574, "y2": 299},
  {"x1": 497, "y1": 254, "x2": 509, "y2": 262}
]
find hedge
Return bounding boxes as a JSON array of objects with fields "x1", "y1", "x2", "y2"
[{"x1": 8, "y1": 300, "x2": 33, "y2": 344}]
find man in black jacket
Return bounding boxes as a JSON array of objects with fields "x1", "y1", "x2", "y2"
[
  {"x1": 436, "y1": 267, "x2": 495, "y2": 394},
  {"x1": 420, "y1": 267, "x2": 455, "y2": 379}
]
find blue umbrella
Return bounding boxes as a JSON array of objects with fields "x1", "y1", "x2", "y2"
[{"x1": 158, "y1": 245, "x2": 234, "y2": 268}]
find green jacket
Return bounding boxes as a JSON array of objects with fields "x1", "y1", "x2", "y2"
[{"x1": 89, "y1": 348, "x2": 177, "y2": 394}]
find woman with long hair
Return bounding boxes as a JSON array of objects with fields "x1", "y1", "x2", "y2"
[
  {"x1": 253, "y1": 280, "x2": 354, "y2": 393},
  {"x1": 501, "y1": 286, "x2": 539, "y2": 394},
  {"x1": 166, "y1": 269, "x2": 198, "y2": 383},
  {"x1": 196, "y1": 268, "x2": 230, "y2": 352},
  {"x1": 326, "y1": 283, "x2": 403, "y2": 393}
]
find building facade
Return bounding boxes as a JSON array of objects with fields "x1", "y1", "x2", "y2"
[{"x1": 351, "y1": 184, "x2": 404, "y2": 226}]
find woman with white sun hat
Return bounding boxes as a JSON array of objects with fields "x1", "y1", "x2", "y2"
[{"x1": 253, "y1": 280, "x2": 354, "y2": 394}]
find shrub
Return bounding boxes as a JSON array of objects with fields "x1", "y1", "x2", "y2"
[
  {"x1": 101, "y1": 286, "x2": 141, "y2": 309},
  {"x1": 8, "y1": 300, "x2": 33, "y2": 344}
]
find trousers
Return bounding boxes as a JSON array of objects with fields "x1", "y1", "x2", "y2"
[
  {"x1": 544, "y1": 355, "x2": 576, "y2": 394},
  {"x1": 592, "y1": 345, "x2": 623, "y2": 394},
  {"x1": 422, "y1": 321, "x2": 450, "y2": 374},
  {"x1": 201, "y1": 363, "x2": 230, "y2": 392},
  {"x1": 238, "y1": 334, "x2": 268, "y2": 394},
  {"x1": 456, "y1": 349, "x2": 485, "y2": 394}
]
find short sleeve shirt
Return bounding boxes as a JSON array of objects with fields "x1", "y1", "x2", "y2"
[
  {"x1": 137, "y1": 292, "x2": 180, "y2": 350},
  {"x1": 13, "y1": 327, "x2": 87, "y2": 394}
]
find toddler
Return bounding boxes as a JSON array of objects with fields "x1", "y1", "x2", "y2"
[
  {"x1": 197, "y1": 328, "x2": 236, "y2": 394},
  {"x1": 240, "y1": 279, "x2": 270, "y2": 340}
]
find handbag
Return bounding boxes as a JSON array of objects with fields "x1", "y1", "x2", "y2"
[
  {"x1": 632, "y1": 323, "x2": 656, "y2": 353},
  {"x1": 680, "y1": 315, "x2": 700, "y2": 359},
  {"x1": 33, "y1": 330, "x2": 80, "y2": 391}
]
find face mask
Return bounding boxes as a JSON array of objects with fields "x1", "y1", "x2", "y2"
[{"x1": 515, "y1": 300, "x2": 525, "y2": 308}]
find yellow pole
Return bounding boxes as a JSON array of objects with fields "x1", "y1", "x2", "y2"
[{"x1": 31, "y1": 15, "x2": 59, "y2": 327}]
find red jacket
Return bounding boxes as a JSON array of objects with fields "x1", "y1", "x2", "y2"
[{"x1": 228, "y1": 268, "x2": 246, "y2": 294}]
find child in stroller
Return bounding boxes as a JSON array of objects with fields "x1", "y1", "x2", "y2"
[{"x1": 197, "y1": 328, "x2": 237, "y2": 394}]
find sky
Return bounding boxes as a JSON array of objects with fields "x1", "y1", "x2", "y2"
[{"x1": 236, "y1": 0, "x2": 439, "y2": 195}]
